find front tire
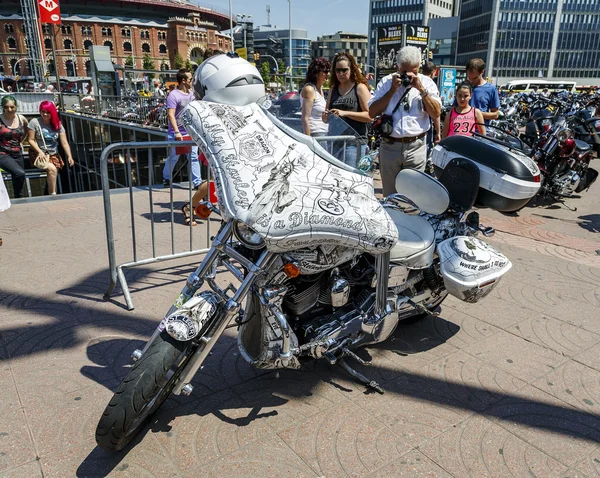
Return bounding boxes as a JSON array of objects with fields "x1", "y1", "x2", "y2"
[{"x1": 95, "y1": 331, "x2": 195, "y2": 452}]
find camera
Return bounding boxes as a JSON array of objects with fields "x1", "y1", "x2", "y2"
[{"x1": 400, "y1": 73, "x2": 412, "y2": 87}]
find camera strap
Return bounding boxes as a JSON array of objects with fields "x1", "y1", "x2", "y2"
[{"x1": 391, "y1": 87, "x2": 412, "y2": 114}]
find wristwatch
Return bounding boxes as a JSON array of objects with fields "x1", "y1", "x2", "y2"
[{"x1": 420, "y1": 90, "x2": 429, "y2": 98}]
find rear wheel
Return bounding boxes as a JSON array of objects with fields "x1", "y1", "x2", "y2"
[{"x1": 95, "y1": 331, "x2": 195, "y2": 452}]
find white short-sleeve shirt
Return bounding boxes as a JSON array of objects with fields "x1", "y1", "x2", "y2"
[{"x1": 368, "y1": 73, "x2": 441, "y2": 138}]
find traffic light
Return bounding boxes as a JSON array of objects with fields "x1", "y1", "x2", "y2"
[{"x1": 254, "y1": 53, "x2": 260, "y2": 61}]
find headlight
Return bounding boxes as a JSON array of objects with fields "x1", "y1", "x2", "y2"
[
  {"x1": 556, "y1": 128, "x2": 572, "y2": 142},
  {"x1": 233, "y1": 221, "x2": 265, "y2": 249}
]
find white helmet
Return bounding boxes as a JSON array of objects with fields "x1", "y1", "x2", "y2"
[{"x1": 193, "y1": 53, "x2": 265, "y2": 106}]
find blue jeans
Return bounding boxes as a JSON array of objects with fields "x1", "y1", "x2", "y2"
[
  {"x1": 162, "y1": 132, "x2": 201, "y2": 187},
  {"x1": 332, "y1": 142, "x2": 367, "y2": 169}
]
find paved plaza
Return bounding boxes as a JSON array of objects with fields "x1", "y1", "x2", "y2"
[{"x1": 1, "y1": 180, "x2": 600, "y2": 477}]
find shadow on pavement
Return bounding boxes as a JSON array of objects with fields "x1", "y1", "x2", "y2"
[
  {"x1": 2, "y1": 284, "x2": 600, "y2": 475},
  {"x1": 579, "y1": 213, "x2": 600, "y2": 233}
]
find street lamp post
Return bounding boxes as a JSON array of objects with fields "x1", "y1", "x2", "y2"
[
  {"x1": 288, "y1": 0, "x2": 293, "y2": 91},
  {"x1": 228, "y1": 0, "x2": 234, "y2": 52},
  {"x1": 236, "y1": 14, "x2": 252, "y2": 51}
]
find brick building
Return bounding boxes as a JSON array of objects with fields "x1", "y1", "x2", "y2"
[{"x1": 0, "y1": 0, "x2": 233, "y2": 81}]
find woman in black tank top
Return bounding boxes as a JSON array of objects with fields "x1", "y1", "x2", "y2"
[{"x1": 322, "y1": 52, "x2": 372, "y2": 167}]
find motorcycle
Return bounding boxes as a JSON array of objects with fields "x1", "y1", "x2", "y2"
[
  {"x1": 530, "y1": 115, "x2": 598, "y2": 197},
  {"x1": 95, "y1": 98, "x2": 512, "y2": 452}
]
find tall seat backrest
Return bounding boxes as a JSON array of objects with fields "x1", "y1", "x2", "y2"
[{"x1": 394, "y1": 169, "x2": 450, "y2": 215}]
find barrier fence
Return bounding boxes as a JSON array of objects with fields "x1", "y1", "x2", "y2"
[{"x1": 100, "y1": 134, "x2": 362, "y2": 310}]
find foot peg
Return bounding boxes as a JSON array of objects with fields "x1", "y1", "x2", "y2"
[
  {"x1": 407, "y1": 299, "x2": 438, "y2": 316},
  {"x1": 338, "y1": 359, "x2": 384, "y2": 394}
]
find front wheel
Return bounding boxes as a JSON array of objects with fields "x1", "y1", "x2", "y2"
[{"x1": 95, "y1": 331, "x2": 195, "y2": 452}]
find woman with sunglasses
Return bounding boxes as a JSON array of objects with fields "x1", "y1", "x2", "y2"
[
  {"x1": 322, "y1": 52, "x2": 372, "y2": 168},
  {"x1": 300, "y1": 57, "x2": 331, "y2": 137},
  {"x1": 0, "y1": 95, "x2": 28, "y2": 199}
]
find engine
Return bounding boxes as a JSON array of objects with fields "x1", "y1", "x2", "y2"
[{"x1": 553, "y1": 170, "x2": 580, "y2": 196}]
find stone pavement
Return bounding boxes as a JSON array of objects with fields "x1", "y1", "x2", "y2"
[{"x1": 1, "y1": 180, "x2": 600, "y2": 477}]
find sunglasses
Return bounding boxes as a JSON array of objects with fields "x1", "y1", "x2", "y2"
[{"x1": 336, "y1": 68, "x2": 350, "y2": 73}]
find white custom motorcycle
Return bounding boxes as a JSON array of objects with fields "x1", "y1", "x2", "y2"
[{"x1": 96, "y1": 55, "x2": 512, "y2": 452}]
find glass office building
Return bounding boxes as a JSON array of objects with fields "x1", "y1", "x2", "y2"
[
  {"x1": 253, "y1": 27, "x2": 311, "y2": 76},
  {"x1": 457, "y1": 0, "x2": 600, "y2": 84}
]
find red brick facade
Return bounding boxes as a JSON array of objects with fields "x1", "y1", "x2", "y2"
[{"x1": 0, "y1": 12, "x2": 232, "y2": 79}]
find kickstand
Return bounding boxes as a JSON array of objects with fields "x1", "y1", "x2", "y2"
[
  {"x1": 338, "y1": 359, "x2": 384, "y2": 394},
  {"x1": 555, "y1": 197, "x2": 577, "y2": 211}
]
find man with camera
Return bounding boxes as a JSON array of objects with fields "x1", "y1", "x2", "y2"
[{"x1": 369, "y1": 46, "x2": 441, "y2": 197}]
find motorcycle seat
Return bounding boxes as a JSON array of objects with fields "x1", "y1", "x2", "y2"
[
  {"x1": 575, "y1": 139, "x2": 592, "y2": 153},
  {"x1": 386, "y1": 208, "x2": 435, "y2": 268}
]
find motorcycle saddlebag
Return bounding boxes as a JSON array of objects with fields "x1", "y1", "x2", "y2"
[
  {"x1": 432, "y1": 135, "x2": 541, "y2": 213},
  {"x1": 437, "y1": 236, "x2": 512, "y2": 303}
]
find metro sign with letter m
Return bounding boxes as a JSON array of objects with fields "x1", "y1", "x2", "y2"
[{"x1": 39, "y1": 0, "x2": 61, "y2": 24}]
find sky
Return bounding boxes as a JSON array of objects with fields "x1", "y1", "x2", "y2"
[{"x1": 202, "y1": 0, "x2": 370, "y2": 40}]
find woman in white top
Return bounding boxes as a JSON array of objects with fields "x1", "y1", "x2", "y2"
[{"x1": 300, "y1": 57, "x2": 331, "y2": 137}]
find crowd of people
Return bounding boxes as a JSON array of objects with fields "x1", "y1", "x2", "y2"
[
  {"x1": 1, "y1": 48, "x2": 503, "y2": 232},
  {"x1": 298, "y1": 47, "x2": 499, "y2": 196}
]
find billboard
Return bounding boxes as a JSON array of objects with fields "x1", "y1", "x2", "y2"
[
  {"x1": 439, "y1": 67, "x2": 457, "y2": 105},
  {"x1": 405, "y1": 25, "x2": 429, "y2": 65},
  {"x1": 375, "y1": 26, "x2": 402, "y2": 83}
]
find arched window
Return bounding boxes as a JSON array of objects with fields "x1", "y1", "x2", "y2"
[
  {"x1": 159, "y1": 44, "x2": 167, "y2": 54},
  {"x1": 85, "y1": 60, "x2": 91, "y2": 76},
  {"x1": 102, "y1": 27, "x2": 112, "y2": 37},
  {"x1": 63, "y1": 39, "x2": 73, "y2": 50},
  {"x1": 83, "y1": 40, "x2": 93, "y2": 52},
  {"x1": 61, "y1": 25, "x2": 72, "y2": 35},
  {"x1": 10, "y1": 59, "x2": 20, "y2": 75},
  {"x1": 123, "y1": 41, "x2": 132, "y2": 53},
  {"x1": 0, "y1": 60, "x2": 4, "y2": 75},
  {"x1": 65, "y1": 59, "x2": 76, "y2": 77},
  {"x1": 121, "y1": 28, "x2": 131, "y2": 37},
  {"x1": 44, "y1": 38, "x2": 52, "y2": 50},
  {"x1": 4, "y1": 24, "x2": 14, "y2": 33},
  {"x1": 141, "y1": 43, "x2": 150, "y2": 53},
  {"x1": 104, "y1": 41, "x2": 113, "y2": 51},
  {"x1": 81, "y1": 26, "x2": 92, "y2": 35},
  {"x1": 47, "y1": 59, "x2": 55, "y2": 74},
  {"x1": 8, "y1": 38, "x2": 17, "y2": 50},
  {"x1": 160, "y1": 62, "x2": 169, "y2": 71}
]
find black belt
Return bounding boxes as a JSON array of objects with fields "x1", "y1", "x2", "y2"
[{"x1": 382, "y1": 132, "x2": 427, "y2": 144}]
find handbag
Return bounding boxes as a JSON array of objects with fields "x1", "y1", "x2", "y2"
[
  {"x1": 372, "y1": 87, "x2": 412, "y2": 138},
  {"x1": 32, "y1": 121, "x2": 50, "y2": 169}
]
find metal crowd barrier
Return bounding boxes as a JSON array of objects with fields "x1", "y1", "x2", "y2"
[
  {"x1": 100, "y1": 134, "x2": 362, "y2": 310},
  {"x1": 62, "y1": 93, "x2": 168, "y2": 129},
  {"x1": 100, "y1": 140, "x2": 208, "y2": 310}
]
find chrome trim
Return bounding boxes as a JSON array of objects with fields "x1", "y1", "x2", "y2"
[{"x1": 374, "y1": 251, "x2": 390, "y2": 318}]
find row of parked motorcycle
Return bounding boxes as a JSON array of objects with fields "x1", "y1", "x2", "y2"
[
  {"x1": 431, "y1": 90, "x2": 599, "y2": 212},
  {"x1": 73, "y1": 94, "x2": 168, "y2": 128}
]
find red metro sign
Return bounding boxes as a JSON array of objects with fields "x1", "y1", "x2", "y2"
[{"x1": 39, "y1": 0, "x2": 61, "y2": 24}]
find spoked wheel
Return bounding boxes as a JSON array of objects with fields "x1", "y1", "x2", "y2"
[{"x1": 95, "y1": 331, "x2": 196, "y2": 452}]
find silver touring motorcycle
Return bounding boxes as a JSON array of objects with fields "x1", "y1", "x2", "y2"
[{"x1": 96, "y1": 97, "x2": 513, "y2": 452}]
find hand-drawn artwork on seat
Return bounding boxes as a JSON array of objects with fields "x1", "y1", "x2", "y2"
[
  {"x1": 248, "y1": 156, "x2": 298, "y2": 227},
  {"x1": 182, "y1": 100, "x2": 399, "y2": 254},
  {"x1": 240, "y1": 132, "x2": 275, "y2": 162},
  {"x1": 207, "y1": 103, "x2": 248, "y2": 134}
]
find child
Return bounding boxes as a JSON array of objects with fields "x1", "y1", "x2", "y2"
[{"x1": 442, "y1": 83, "x2": 486, "y2": 139}]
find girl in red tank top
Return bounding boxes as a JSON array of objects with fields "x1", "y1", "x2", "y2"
[{"x1": 442, "y1": 83, "x2": 486, "y2": 139}]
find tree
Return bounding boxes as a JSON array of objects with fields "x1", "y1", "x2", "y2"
[
  {"x1": 259, "y1": 61, "x2": 271, "y2": 84},
  {"x1": 124, "y1": 55, "x2": 134, "y2": 68},
  {"x1": 142, "y1": 53, "x2": 155, "y2": 71},
  {"x1": 184, "y1": 59, "x2": 193, "y2": 71},
  {"x1": 173, "y1": 52, "x2": 184, "y2": 69}
]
